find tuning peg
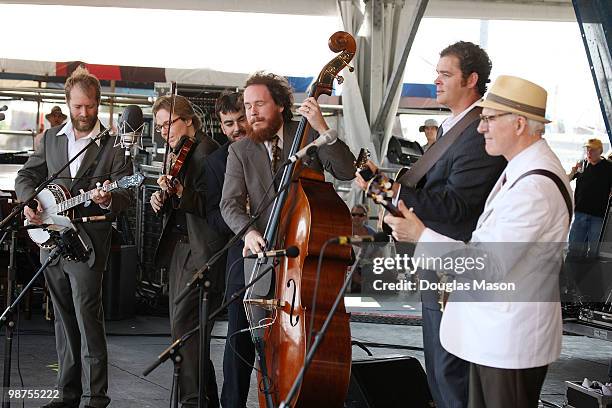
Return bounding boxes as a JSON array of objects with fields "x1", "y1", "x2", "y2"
[
  {"x1": 347, "y1": 65, "x2": 355, "y2": 72},
  {"x1": 336, "y1": 75, "x2": 344, "y2": 85}
]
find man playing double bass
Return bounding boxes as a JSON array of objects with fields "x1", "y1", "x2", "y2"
[
  {"x1": 150, "y1": 95, "x2": 225, "y2": 407},
  {"x1": 220, "y1": 71, "x2": 356, "y2": 407}
]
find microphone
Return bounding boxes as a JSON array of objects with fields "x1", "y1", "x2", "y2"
[
  {"x1": 115, "y1": 105, "x2": 144, "y2": 155},
  {"x1": 331, "y1": 232, "x2": 389, "y2": 245},
  {"x1": 245, "y1": 246, "x2": 300, "y2": 259},
  {"x1": 287, "y1": 131, "x2": 337, "y2": 163},
  {"x1": 71, "y1": 214, "x2": 117, "y2": 224}
]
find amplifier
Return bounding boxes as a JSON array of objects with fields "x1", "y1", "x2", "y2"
[
  {"x1": 346, "y1": 355, "x2": 434, "y2": 408},
  {"x1": 103, "y1": 244, "x2": 137, "y2": 320}
]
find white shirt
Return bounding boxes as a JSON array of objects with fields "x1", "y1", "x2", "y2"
[
  {"x1": 416, "y1": 139, "x2": 572, "y2": 369},
  {"x1": 58, "y1": 119, "x2": 102, "y2": 178},
  {"x1": 440, "y1": 100, "x2": 480, "y2": 136}
]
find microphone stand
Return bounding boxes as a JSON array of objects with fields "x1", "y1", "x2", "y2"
[
  {"x1": 173, "y1": 161, "x2": 295, "y2": 408},
  {"x1": 0, "y1": 229, "x2": 90, "y2": 408},
  {"x1": 1, "y1": 224, "x2": 17, "y2": 408},
  {"x1": 279, "y1": 244, "x2": 366, "y2": 408},
  {"x1": 142, "y1": 265, "x2": 274, "y2": 406},
  {"x1": 0, "y1": 127, "x2": 109, "y2": 408}
]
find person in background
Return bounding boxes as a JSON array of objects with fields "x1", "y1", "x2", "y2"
[
  {"x1": 34, "y1": 105, "x2": 68, "y2": 150},
  {"x1": 351, "y1": 204, "x2": 376, "y2": 235},
  {"x1": 567, "y1": 138, "x2": 612, "y2": 258},
  {"x1": 201, "y1": 91, "x2": 252, "y2": 408},
  {"x1": 419, "y1": 118, "x2": 439, "y2": 152}
]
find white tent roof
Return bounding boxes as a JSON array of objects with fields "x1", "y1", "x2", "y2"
[{"x1": 5, "y1": 0, "x2": 574, "y2": 21}]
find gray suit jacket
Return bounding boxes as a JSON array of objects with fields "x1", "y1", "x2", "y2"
[
  {"x1": 220, "y1": 120, "x2": 356, "y2": 239},
  {"x1": 15, "y1": 123, "x2": 134, "y2": 270}
]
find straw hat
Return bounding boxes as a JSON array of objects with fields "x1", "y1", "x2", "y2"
[
  {"x1": 45, "y1": 106, "x2": 67, "y2": 121},
  {"x1": 584, "y1": 138, "x2": 603, "y2": 151},
  {"x1": 477, "y1": 75, "x2": 551, "y2": 123}
]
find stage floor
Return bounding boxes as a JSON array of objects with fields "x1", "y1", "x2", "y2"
[{"x1": 1, "y1": 312, "x2": 610, "y2": 407}]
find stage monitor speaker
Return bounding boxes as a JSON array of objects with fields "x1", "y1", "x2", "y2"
[
  {"x1": 346, "y1": 355, "x2": 434, "y2": 408},
  {"x1": 103, "y1": 244, "x2": 137, "y2": 320}
]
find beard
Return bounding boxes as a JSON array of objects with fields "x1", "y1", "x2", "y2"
[
  {"x1": 247, "y1": 112, "x2": 283, "y2": 144},
  {"x1": 71, "y1": 112, "x2": 97, "y2": 133}
]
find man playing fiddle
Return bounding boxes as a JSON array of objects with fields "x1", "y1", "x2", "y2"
[{"x1": 150, "y1": 95, "x2": 225, "y2": 407}]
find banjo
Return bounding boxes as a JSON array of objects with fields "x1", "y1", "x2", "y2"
[{"x1": 26, "y1": 173, "x2": 144, "y2": 248}]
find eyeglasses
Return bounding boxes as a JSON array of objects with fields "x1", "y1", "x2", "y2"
[
  {"x1": 479, "y1": 112, "x2": 514, "y2": 124},
  {"x1": 154, "y1": 117, "x2": 182, "y2": 133},
  {"x1": 351, "y1": 212, "x2": 366, "y2": 217}
]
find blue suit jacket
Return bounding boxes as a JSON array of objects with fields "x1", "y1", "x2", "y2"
[{"x1": 204, "y1": 141, "x2": 244, "y2": 287}]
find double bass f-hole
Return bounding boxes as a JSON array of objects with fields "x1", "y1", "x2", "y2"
[{"x1": 287, "y1": 279, "x2": 299, "y2": 327}]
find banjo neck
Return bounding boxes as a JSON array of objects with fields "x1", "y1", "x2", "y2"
[{"x1": 57, "y1": 181, "x2": 119, "y2": 213}]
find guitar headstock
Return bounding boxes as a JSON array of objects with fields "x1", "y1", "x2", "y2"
[
  {"x1": 117, "y1": 173, "x2": 145, "y2": 189},
  {"x1": 366, "y1": 173, "x2": 403, "y2": 217},
  {"x1": 355, "y1": 148, "x2": 371, "y2": 170},
  {"x1": 355, "y1": 148, "x2": 375, "y2": 182}
]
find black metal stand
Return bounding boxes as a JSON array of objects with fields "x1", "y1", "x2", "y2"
[
  {"x1": 0, "y1": 245, "x2": 61, "y2": 407},
  {"x1": 198, "y1": 283, "x2": 210, "y2": 408},
  {"x1": 143, "y1": 265, "x2": 275, "y2": 406},
  {"x1": 1, "y1": 229, "x2": 17, "y2": 408},
  {"x1": 0, "y1": 227, "x2": 89, "y2": 408},
  {"x1": 171, "y1": 352, "x2": 181, "y2": 408}
]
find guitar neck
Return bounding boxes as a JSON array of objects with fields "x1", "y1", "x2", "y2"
[{"x1": 57, "y1": 181, "x2": 118, "y2": 213}]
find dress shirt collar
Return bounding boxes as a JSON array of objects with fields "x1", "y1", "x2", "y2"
[
  {"x1": 440, "y1": 100, "x2": 480, "y2": 136},
  {"x1": 263, "y1": 124, "x2": 284, "y2": 150},
  {"x1": 503, "y1": 139, "x2": 547, "y2": 185},
  {"x1": 57, "y1": 119, "x2": 102, "y2": 146}
]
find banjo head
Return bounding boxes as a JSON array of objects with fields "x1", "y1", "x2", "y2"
[{"x1": 26, "y1": 184, "x2": 71, "y2": 249}]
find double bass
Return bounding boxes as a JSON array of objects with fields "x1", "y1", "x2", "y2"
[{"x1": 244, "y1": 32, "x2": 357, "y2": 408}]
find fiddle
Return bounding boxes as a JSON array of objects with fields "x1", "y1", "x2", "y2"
[{"x1": 162, "y1": 135, "x2": 195, "y2": 197}]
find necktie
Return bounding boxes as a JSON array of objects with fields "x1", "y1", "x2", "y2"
[{"x1": 271, "y1": 135, "x2": 282, "y2": 174}]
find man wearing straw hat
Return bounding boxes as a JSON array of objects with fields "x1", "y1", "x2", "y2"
[
  {"x1": 385, "y1": 75, "x2": 573, "y2": 408},
  {"x1": 567, "y1": 137, "x2": 612, "y2": 258}
]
